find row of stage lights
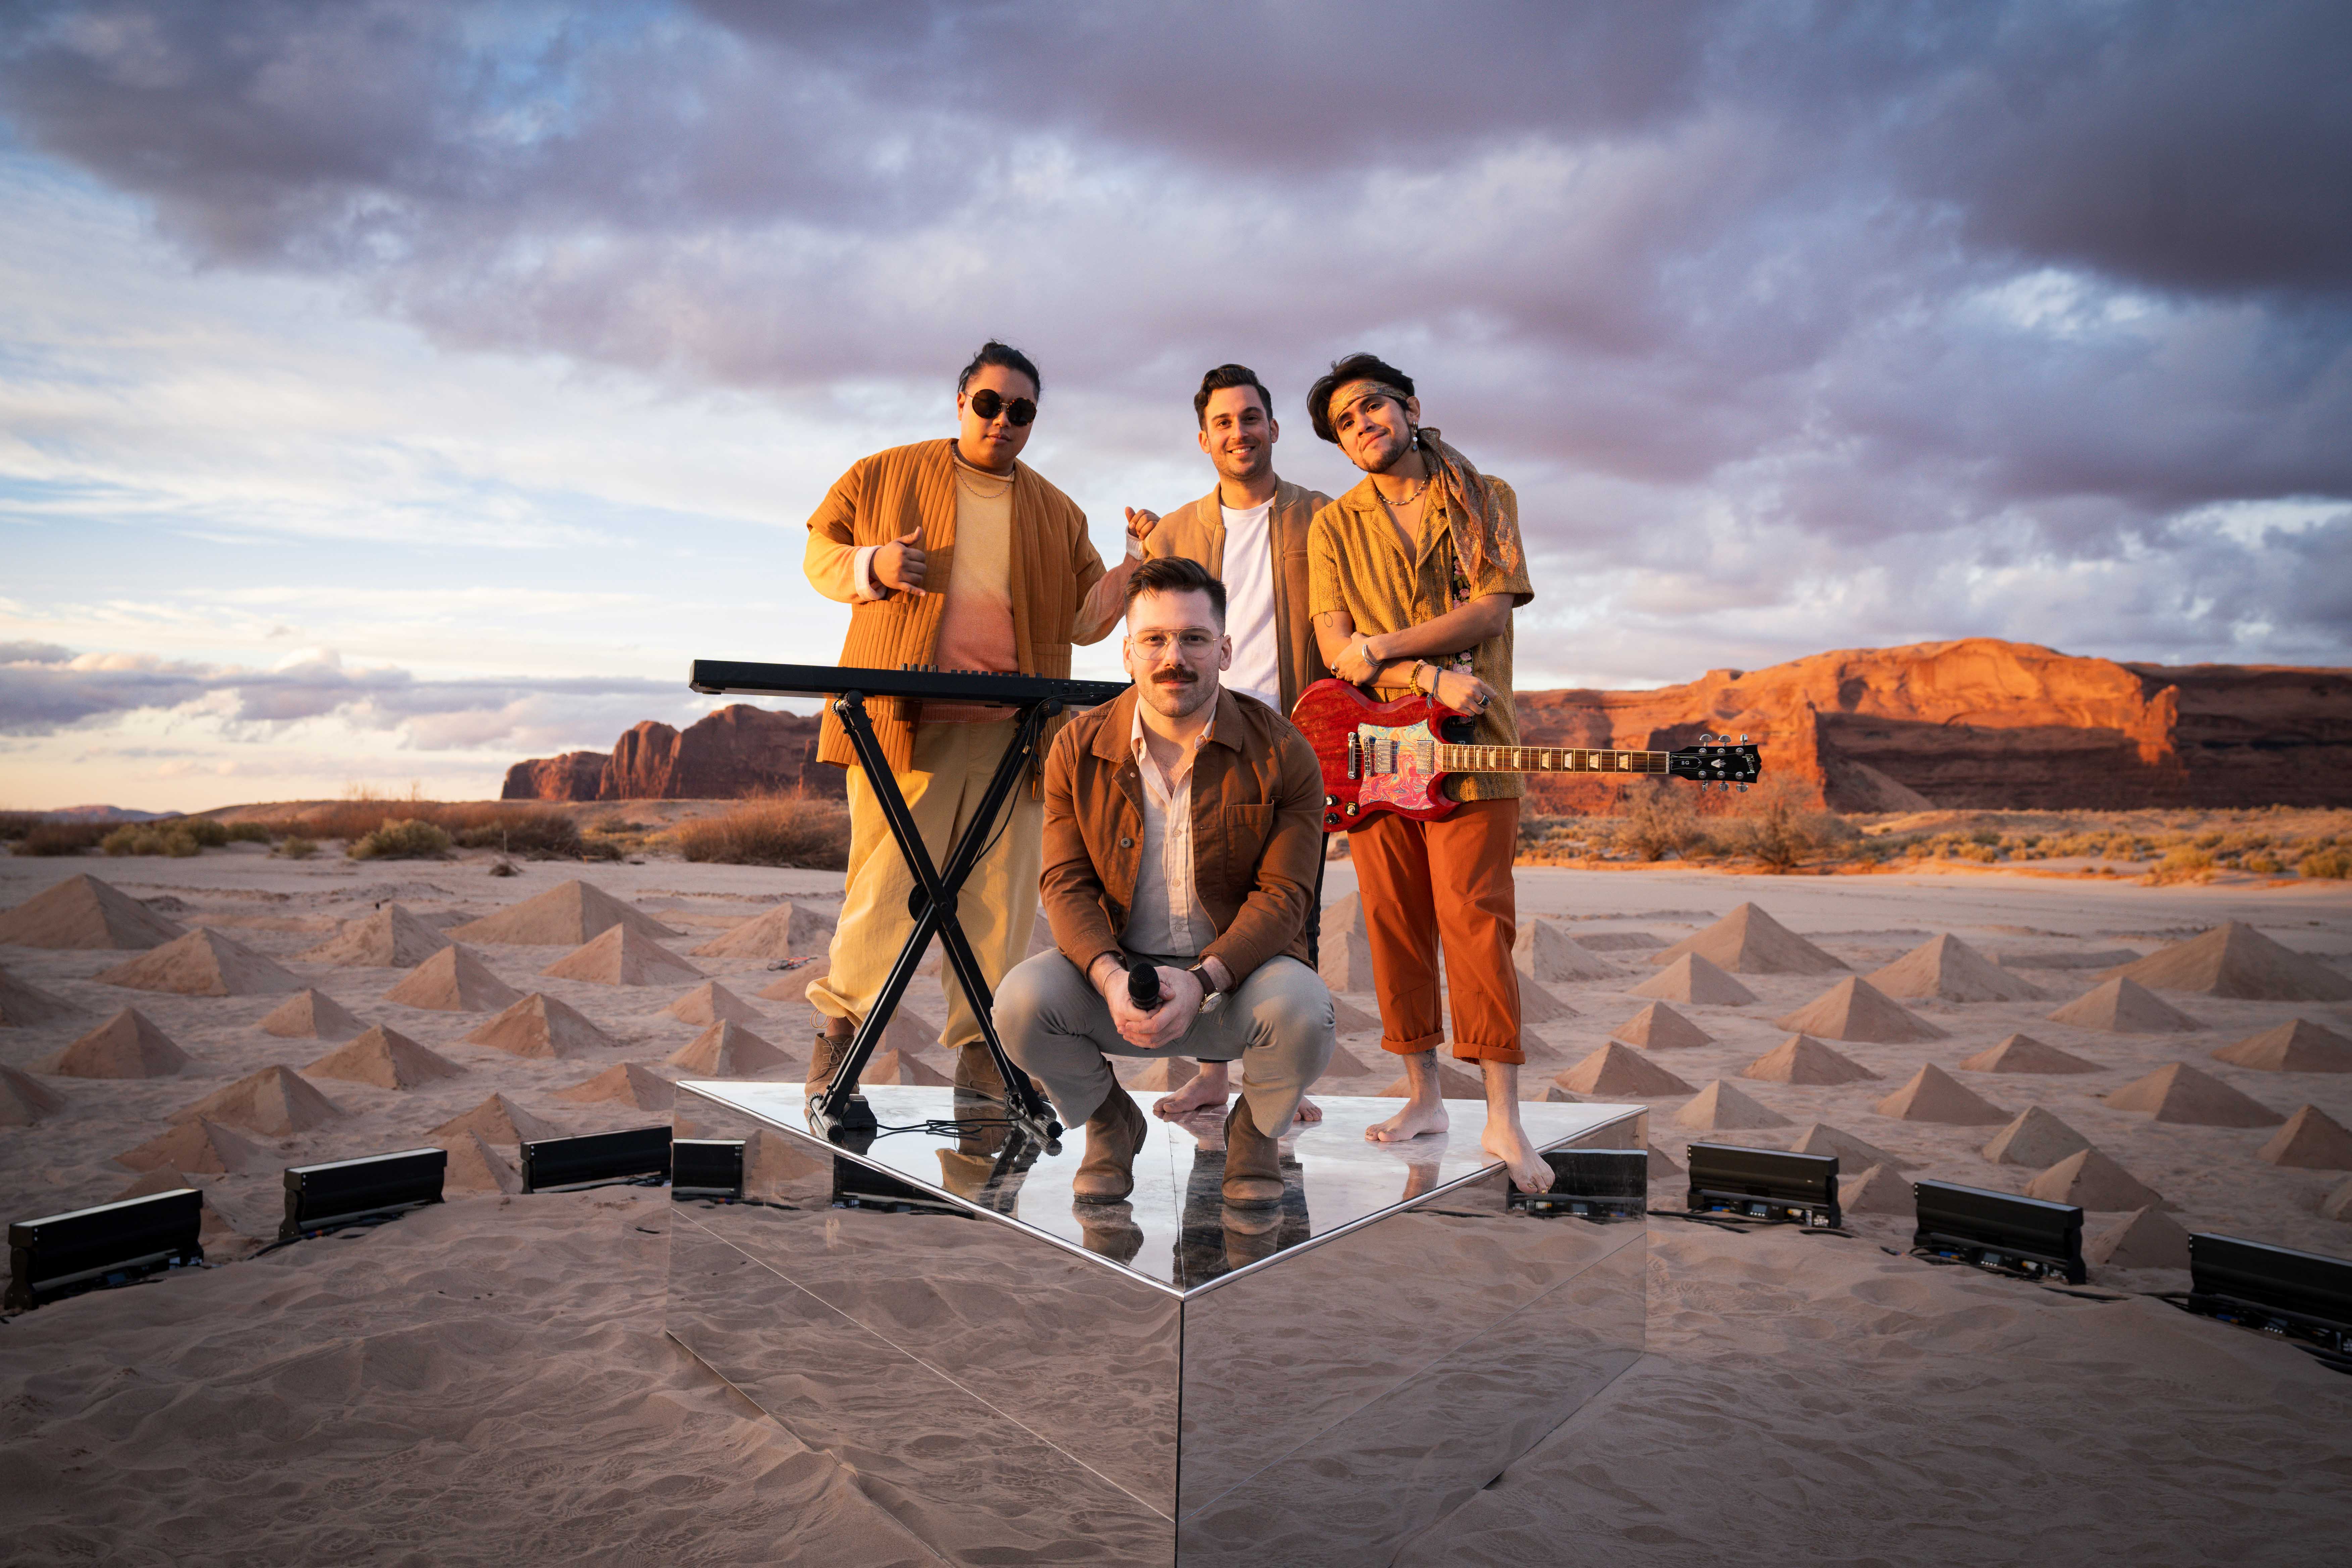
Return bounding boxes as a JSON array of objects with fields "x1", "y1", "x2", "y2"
[{"x1": 7, "y1": 1134, "x2": 2349, "y2": 1372}]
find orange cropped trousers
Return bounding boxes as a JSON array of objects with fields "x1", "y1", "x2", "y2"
[{"x1": 1349, "y1": 796, "x2": 1523, "y2": 1064}]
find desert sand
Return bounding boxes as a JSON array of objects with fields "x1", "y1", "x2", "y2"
[{"x1": 3, "y1": 843, "x2": 2351, "y2": 1563}]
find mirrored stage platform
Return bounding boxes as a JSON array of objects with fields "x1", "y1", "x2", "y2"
[{"x1": 665, "y1": 1082, "x2": 1646, "y2": 1566}]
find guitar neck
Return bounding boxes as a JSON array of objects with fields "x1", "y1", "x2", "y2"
[{"x1": 1432, "y1": 743, "x2": 1671, "y2": 775}]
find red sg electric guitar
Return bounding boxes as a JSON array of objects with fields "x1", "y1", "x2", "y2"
[{"x1": 1289, "y1": 677, "x2": 1764, "y2": 832}]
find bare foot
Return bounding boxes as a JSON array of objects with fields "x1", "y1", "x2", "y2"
[
  {"x1": 1292, "y1": 1096, "x2": 1323, "y2": 1126},
  {"x1": 1154, "y1": 1059, "x2": 1229, "y2": 1119},
  {"x1": 1478, "y1": 1076, "x2": 1554, "y2": 1194},
  {"x1": 1366, "y1": 1095, "x2": 1448, "y2": 1142}
]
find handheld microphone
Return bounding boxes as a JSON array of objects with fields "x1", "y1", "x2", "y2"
[{"x1": 1126, "y1": 958, "x2": 1163, "y2": 1012}]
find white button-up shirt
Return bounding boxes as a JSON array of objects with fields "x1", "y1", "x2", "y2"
[{"x1": 1121, "y1": 688, "x2": 1218, "y2": 960}]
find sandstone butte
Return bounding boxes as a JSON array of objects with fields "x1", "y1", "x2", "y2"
[{"x1": 499, "y1": 637, "x2": 2352, "y2": 809}]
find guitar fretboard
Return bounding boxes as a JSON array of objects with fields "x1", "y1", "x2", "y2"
[{"x1": 1433, "y1": 744, "x2": 1671, "y2": 775}]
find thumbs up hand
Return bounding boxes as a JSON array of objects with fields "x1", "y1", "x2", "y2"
[{"x1": 875, "y1": 525, "x2": 928, "y2": 595}]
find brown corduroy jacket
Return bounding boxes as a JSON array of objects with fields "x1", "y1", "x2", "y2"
[
  {"x1": 1040, "y1": 685, "x2": 1324, "y2": 986},
  {"x1": 803, "y1": 439, "x2": 1112, "y2": 775},
  {"x1": 1141, "y1": 476, "x2": 1331, "y2": 717}
]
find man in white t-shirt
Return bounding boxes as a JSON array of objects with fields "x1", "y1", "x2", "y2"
[{"x1": 1124, "y1": 364, "x2": 1334, "y2": 1119}]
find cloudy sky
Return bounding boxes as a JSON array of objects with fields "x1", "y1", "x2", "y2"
[{"x1": 3, "y1": 1, "x2": 2348, "y2": 811}]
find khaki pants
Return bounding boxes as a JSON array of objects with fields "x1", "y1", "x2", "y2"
[
  {"x1": 995, "y1": 949, "x2": 1334, "y2": 1131},
  {"x1": 807, "y1": 720, "x2": 1043, "y2": 1051},
  {"x1": 1351, "y1": 796, "x2": 1524, "y2": 1063}
]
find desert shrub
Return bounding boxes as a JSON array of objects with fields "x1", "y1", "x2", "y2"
[
  {"x1": 2243, "y1": 852, "x2": 2283, "y2": 874},
  {"x1": 1615, "y1": 782, "x2": 1706, "y2": 862},
  {"x1": 277, "y1": 835, "x2": 318, "y2": 859},
  {"x1": 1723, "y1": 779, "x2": 1856, "y2": 872},
  {"x1": 673, "y1": 798, "x2": 851, "y2": 869},
  {"x1": 10, "y1": 821, "x2": 112, "y2": 856},
  {"x1": 2301, "y1": 846, "x2": 2352, "y2": 880},
  {"x1": 2147, "y1": 846, "x2": 2215, "y2": 885},
  {"x1": 450, "y1": 810, "x2": 584, "y2": 859},
  {"x1": 348, "y1": 818, "x2": 454, "y2": 860},
  {"x1": 100, "y1": 824, "x2": 204, "y2": 857},
  {"x1": 0, "y1": 812, "x2": 41, "y2": 841},
  {"x1": 222, "y1": 821, "x2": 273, "y2": 843}
]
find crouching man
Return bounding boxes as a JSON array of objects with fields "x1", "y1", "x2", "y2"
[{"x1": 996, "y1": 556, "x2": 1334, "y2": 1209}]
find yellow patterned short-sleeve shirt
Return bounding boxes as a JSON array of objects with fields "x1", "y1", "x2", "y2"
[{"x1": 1307, "y1": 472, "x2": 1534, "y2": 801}]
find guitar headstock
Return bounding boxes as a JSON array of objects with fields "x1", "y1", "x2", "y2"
[{"x1": 1666, "y1": 733, "x2": 1763, "y2": 790}]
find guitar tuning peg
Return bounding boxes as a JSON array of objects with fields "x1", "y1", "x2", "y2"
[
  {"x1": 1741, "y1": 734, "x2": 1751, "y2": 742},
  {"x1": 1738, "y1": 784, "x2": 1749, "y2": 792}
]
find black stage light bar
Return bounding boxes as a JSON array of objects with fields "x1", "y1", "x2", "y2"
[
  {"x1": 7, "y1": 1188, "x2": 203, "y2": 1312},
  {"x1": 1512, "y1": 1148, "x2": 1648, "y2": 1220},
  {"x1": 671, "y1": 1138, "x2": 746, "y2": 1198},
  {"x1": 1913, "y1": 1179, "x2": 2085, "y2": 1284},
  {"x1": 521, "y1": 1126, "x2": 671, "y2": 1193},
  {"x1": 281, "y1": 1148, "x2": 447, "y2": 1240},
  {"x1": 2186, "y1": 1233, "x2": 2352, "y2": 1358},
  {"x1": 1687, "y1": 1142, "x2": 1841, "y2": 1228}
]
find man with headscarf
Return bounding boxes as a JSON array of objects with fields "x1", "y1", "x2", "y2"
[{"x1": 1303, "y1": 352, "x2": 1549, "y2": 1194}]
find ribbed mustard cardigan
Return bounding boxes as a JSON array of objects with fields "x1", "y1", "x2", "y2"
[{"x1": 802, "y1": 439, "x2": 1108, "y2": 776}]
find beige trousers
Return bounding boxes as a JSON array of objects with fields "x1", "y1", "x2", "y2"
[{"x1": 807, "y1": 720, "x2": 1043, "y2": 1051}]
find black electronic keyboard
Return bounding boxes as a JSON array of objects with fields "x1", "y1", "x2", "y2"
[{"x1": 690, "y1": 659, "x2": 1130, "y2": 709}]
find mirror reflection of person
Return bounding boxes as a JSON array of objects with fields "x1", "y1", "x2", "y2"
[
  {"x1": 1122, "y1": 364, "x2": 1337, "y2": 1126},
  {"x1": 996, "y1": 557, "x2": 1336, "y2": 1214},
  {"x1": 1304, "y1": 352, "x2": 1551, "y2": 1195}
]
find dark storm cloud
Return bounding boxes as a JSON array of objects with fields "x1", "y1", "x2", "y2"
[{"x1": 3, "y1": 0, "x2": 2349, "y2": 672}]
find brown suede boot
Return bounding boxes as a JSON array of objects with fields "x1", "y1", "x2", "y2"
[
  {"x1": 807, "y1": 1016, "x2": 853, "y2": 1097},
  {"x1": 1072, "y1": 1084, "x2": 1147, "y2": 1204},
  {"x1": 1221, "y1": 1096, "x2": 1284, "y2": 1209},
  {"x1": 953, "y1": 1042, "x2": 1009, "y2": 1100}
]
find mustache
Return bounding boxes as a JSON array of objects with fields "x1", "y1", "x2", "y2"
[{"x1": 1152, "y1": 669, "x2": 1199, "y2": 683}]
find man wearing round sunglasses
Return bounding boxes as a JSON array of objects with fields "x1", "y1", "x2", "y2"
[
  {"x1": 802, "y1": 340, "x2": 1142, "y2": 1100},
  {"x1": 1120, "y1": 363, "x2": 1336, "y2": 1124}
]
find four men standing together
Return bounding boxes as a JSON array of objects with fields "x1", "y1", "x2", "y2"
[{"x1": 802, "y1": 341, "x2": 1553, "y2": 1206}]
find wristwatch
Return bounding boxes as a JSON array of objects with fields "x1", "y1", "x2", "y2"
[{"x1": 1187, "y1": 964, "x2": 1225, "y2": 1014}]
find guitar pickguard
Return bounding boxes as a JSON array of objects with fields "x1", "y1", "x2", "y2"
[{"x1": 1352, "y1": 722, "x2": 1441, "y2": 814}]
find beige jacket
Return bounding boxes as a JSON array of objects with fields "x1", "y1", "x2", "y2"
[{"x1": 1138, "y1": 477, "x2": 1332, "y2": 717}]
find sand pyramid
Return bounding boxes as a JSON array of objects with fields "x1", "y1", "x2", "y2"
[
  {"x1": 1742, "y1": 1034, "x2": 1879, "y2": 1085},
  {"x1": 2085, "y1": 1207, "x2": 2191, "y2": 1269},
  {"x1": 114, "y1": 1116, "x2": 270, "y2": 1174},
  {"x1": 2047, "y1": 977, "x2": 2200, "y2": 1034},
  {"x1": 1514, "y1": 920, "x2": 1617, "y2": 982},
  {"x1": 0, "y1": 873, "x2": 186, "y2": 949},
  {"x1": 555, "y1": 1062, "x2": 677, "y2": 1111},
  {"x1": 1378, "y1": 1061, "x2": 1486, "y2": 1100},
  {"x1": 1609, "y1": 1001, "x2": 1712, "y2": 1050},
  {"x1": 432, "y1": 1092, "x2": 557, "y2": 1145},
  {"x1": 2212, "y1": 1018, "x2": 2352, "y2": 1073},
  {"x1": 1790, "y1": 1121, "x2": 1913, "y2": 1172},
  {"x1": 260, "y1": 988, "x2": 366, "y2": 1041},
  {"x1": 1554, "y1": 1041, "x2": 1696, "y2": 1097},
  {"x1": 1672, "y1": 1079, "x2": 1790, "y2": 1131},
  {"x1": 1581, "y1": 931, "x2": 1665, "y2": 953},
  {"x1": 1632, "y1": 953, "x2": 1757, "y2": 1007},
  {"x1": 298, "y1": 902, "x2": 453, "y2": 967},
  {"x1": 665, "y1": 980, "x2": 764, "y2": 1027},
  {"x1": 0, "y1": 964, "x2": 81, "y2": 1027},
  {"x1": 2026, "y1": 1149, "x2": 2169, "y2": 1211},
  {"x1": 1517, "y1": 977, "x2": 1576, "y2": 1025},
  {"x1": 1867, "y1": 934, "x2": 2046, "y2": 1002},
  {"x1": 667, "y1": 1019, "x2": 796, "y2": 1076},
  {"x1": 1874, "y1": 1063, "x2": 2006, "y2": 1125},
  {"x1": 0, "y1": 1063, "x2": 66, "y2": 1125},
  {"x1": 689, "y1": 900, "x2": 836, "y2": 960},
  {"x1": 1646, "y1": 1142, "x2": 1682, "y2": 1176},
  {"x1": 1312, "y1": 1042, "x2": 1380, "y2": 1082},
  {"x1": 2104, "y1": 1062, "x2": 2283, "y2": 1127},
  {"x1": 384, "y1": 945, "x2": 523, "y2": 1013},
  {"x1": 112, "y1": 1167, "x2": 243, "y2": 1246},
  {"x1": 757, "y1": 970, "x2": 823, "y2": 1002},
  {"x1": 2257, "y1": 1106, "x2": 2352, "y2": 1169},
  {"x1": 1957, "y1": 1033, "x2": 2103, "y2": 1075},
  {"x1": 437, "y1": 1130, "x2": 524, "y2": 1193},
  {"x1": 1331, "y1": 996, "x2": 1381, "y2": 1034},
  {"x1": 464, "y1": 992, "x2": 617, "y2": 1059},
  {"x1": 1840, "y1": 1164, "x2": 1912, "y2": 1216},
  {"x1": 95, "y1": 927, "x2": 302, "y2": 997},
  {"x1": 1775, "y1": 977, "x2": 1944, "y2": 1043},
  {"x1": 882, "y1": 1009, "x2": 943, "y2": 1057},
  {"x1": 1650, "y1": 903, "x2": 1846, "y2": 975},
  {"x1": 1117, "y1": 1055, "x2": 1199, "y2": 1092},
  {"x1": 39, "y1": 1007, "x2": 191, "y2": 1078},
  {"x1": 864, "y1": 1048, "x2": 953, "y2": 1086},
  {"x1": 1322, "y1": 893, "x2": 1369, "y2": 943},
  {"x1": 2326, "y1": 1178, "x2": 2352, "y2": 1223},
  {"x1": 540, "y1": 926, "x2": 704, "y2": 987},
  {"x1": 1320, "y1": 928, "x2": 1377, "y2": 992},
  {"x1": 1981, "y1": 1106, "x2": 2093, "y2": 1166},
  {"x1": 169, "y1": 1065, "x2": 346, "y2": 1136},
  {"x1": 449, "y1": 879, "x2": 679, "y2": 945},
  {"x1": 2104, "y1": 921, "x2": 2352, "y2": 1002},
  {"x1": 304, "y1": 1025, "x2": 463, "y2": 1089}
]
